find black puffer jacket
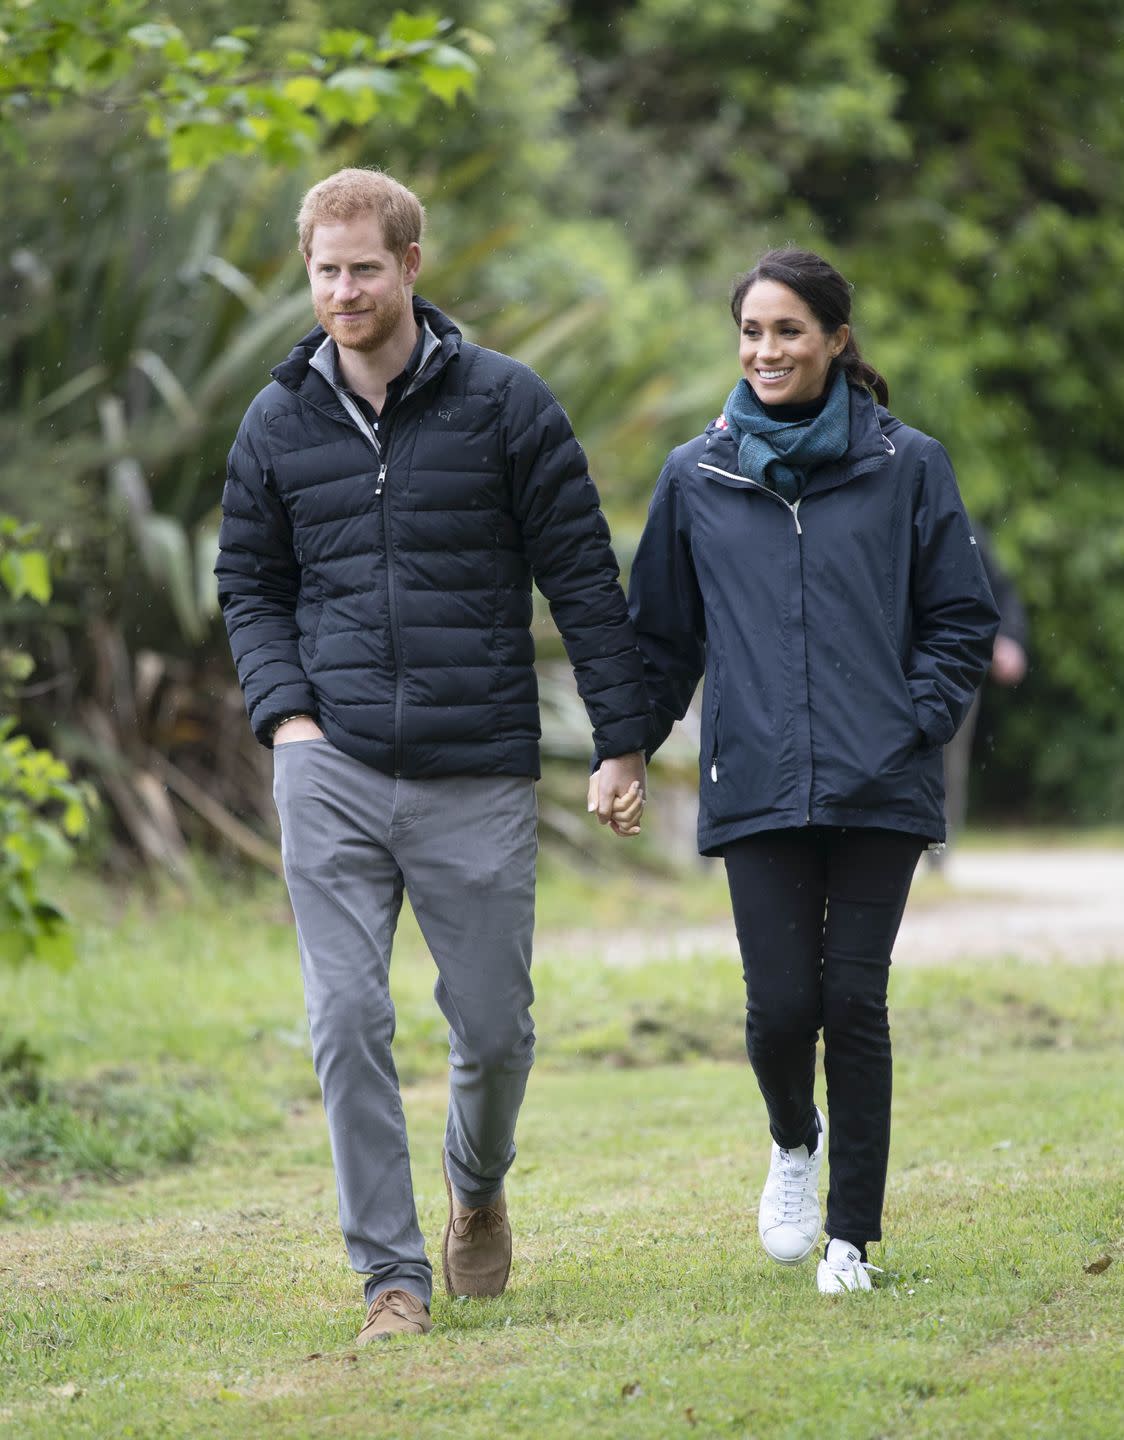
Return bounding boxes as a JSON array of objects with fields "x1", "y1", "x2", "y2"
[
  {"x1": 629, "y1": 384, "x2": 1000, "y2": 853},
  {"x1": 216, "y1": 298, "x2": 648, "y2": 778}
]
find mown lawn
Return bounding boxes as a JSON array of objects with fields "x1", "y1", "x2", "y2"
[{"x1": 1, "y1": 859, "x2": 1121, "y2": 1438}]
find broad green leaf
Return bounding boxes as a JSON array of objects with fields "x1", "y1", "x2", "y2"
[
  {"x1": 419, "y1": 55, "x2": 475, "y2": 106},
  {"x1": 318, "y1": 29, "x2": 374, "y2": 61},
  {"x1": 3, "y1": 875, "x2": 32, "y2": 922},
  {"x1": 387, "y1": 12, "x2": 442, "y2": 46},
  {"x1": 167, "y1": 121, "x2": 249, "y2": 171},
  {"x1": 190, "y1": 49, "x2": 247, "y2": 79},
  {"x1": 0, "y1": 650, "x2": 35, "y2": 683},
  {"x1": 325, "y1": 66, "x2": 400, "y2": 98},
  {"x1": 16, "y1": 550, "x2": 51, "y2": 604},
  {"x1": 237, "y1": 115, "x2": 271, "y2": 143},
  {"x1": 32, "y1": 920, "x2": 77, "y2": 971},
  {"x1": 4, "y1": 830, "x2": 45, "y2": 870},
  {"x1": 62, "y1": 799, "x2": 88, "y2": 838},
  {"x1": 261, "y1": 127, "x2": 313, "y2": 164},
  {"x1": 428, "y1": 43, "x2": 477, "y2": 74},
  {"x1": 282, "y1": 76, "x2": 321, "y2": 107},
  {"x1": 51, "y1": 55, "x2": 84, "y2": 90},
  {"x1": 0, "y1": 550, "x2": 26, "y2": 599},
  {"x1": 127, "y1": 23, "x2": 183, "y2": 51},
  {"x1": 37, "y1": 822, "x2": 73, "y2": 865},
  {"x1": 0, "y1": 927, "x2": 27, "y2": 968}
]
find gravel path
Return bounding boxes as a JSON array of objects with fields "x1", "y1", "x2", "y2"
[
  {"x1": 900, "y1": 848, "x2": 1124, "y2": 964},
  {"x1": 546, "y1": 848, "x2": 1124, "y2": 969}
]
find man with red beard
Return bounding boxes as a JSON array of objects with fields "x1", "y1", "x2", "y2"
[{"x1": 216, "y1": 168, "x2": 647, "y2": 1341}]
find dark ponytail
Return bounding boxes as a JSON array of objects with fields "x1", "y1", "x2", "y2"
[{"x1": 730, "y1": 248, "x2": 889, "y2": 406}]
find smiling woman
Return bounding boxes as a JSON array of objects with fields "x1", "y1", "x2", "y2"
[
  {"x1": 737, "y1": 278, "x2": 847, "y2": 406},
  {"x1": 730, "y1": 249, "x2": 889, "y2": 407},
  {"x1": 622, "y1": 244, "x2": 1000, "y2": 1299}
]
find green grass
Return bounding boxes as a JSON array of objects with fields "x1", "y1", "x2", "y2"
[{"x1": 0, "y1": 860, "x2": 1121, "y2": 1437}]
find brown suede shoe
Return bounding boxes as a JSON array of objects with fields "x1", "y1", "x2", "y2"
[
  {"x1": 356, "y1": 1288, "x2": 432, "y2": 1343},
  {"x1": 442, "y1": 1152, "x2": 512, "y2": 1298}
]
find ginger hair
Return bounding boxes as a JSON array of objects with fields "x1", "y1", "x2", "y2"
[{"x1": 297, "y1": 168, "x2": 425, "y2": 260}]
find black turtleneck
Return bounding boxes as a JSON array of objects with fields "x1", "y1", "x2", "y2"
[{"x1": 756, "y1": 388, "x2": 830, "y2": 424}]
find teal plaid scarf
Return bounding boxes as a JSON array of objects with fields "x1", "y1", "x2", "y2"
[{"x1": 723, "y1": 369, "x2": 851, "y2": 502}]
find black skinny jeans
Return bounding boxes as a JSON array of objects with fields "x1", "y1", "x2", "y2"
[{"x1": 724, "y1": 826, "x2": 923, "y2": 1247}]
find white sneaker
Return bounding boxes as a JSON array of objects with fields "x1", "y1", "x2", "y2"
[
  {"x1": 757, "y1": 1106, "x2": 825, "y2": 1264},
  {"x1": 816, "y1": 1238, "x2": 879, "y2": 1294}
]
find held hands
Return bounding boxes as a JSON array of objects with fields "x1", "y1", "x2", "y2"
[
  {"x1": 607, "y1": 780, "x2": 646, "y2": 836},
  {"x1": 587, "y1": 752, "x2": 647, "y2": 839}
]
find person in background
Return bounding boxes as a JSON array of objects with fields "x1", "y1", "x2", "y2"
[
  {"x1": 623, "y1": 248, "x2": 999, "y2": 1294},
  {"x1": 939, "y1": 531, "x2": 1028, "y2": 854},
  {"x1": 216, "y1": 168, "x2": 647, "y2": 1343}
]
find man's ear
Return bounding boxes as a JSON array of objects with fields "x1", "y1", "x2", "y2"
[{"x1": 402, "y1": 242, "x2": 422, "y2": 286}]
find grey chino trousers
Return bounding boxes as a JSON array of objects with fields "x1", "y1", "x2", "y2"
[{"x1": 273, "y1": 738, "x2": 538, "y2": 1309}]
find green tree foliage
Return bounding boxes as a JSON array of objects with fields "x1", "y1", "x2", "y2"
[
  {"x1": 0, "y1": 1, "x2": 478, "y2": 168},
  {"x1": 0, "y1": 5, "x2": 494, "y2": 865},
  {"x1": 558, "y1": 0, "x2": 1124, "y2": 822},
  {"x1": 562, "y1": 0, "x2": 907, "y2": 270},
  {"x1": 1, "y1": 0, "x2": 1120, "y2": 833},
  {"x1": 0, "y1": 520, "x2": 93, "y2": 966},
  {"x1": 863, "y1": 0, "x2": 1124, "y2": 821}
]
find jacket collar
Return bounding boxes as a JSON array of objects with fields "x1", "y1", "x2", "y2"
[
  {"x1": 269, "y1": 296, "x2": 462, "y2": 419},
  {"x1": 702, "y1": 385, "x2": 895, "y2": 493}
]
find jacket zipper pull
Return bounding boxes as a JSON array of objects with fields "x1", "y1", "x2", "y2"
[
  {"x1": 375, "y1": 462, "x2": 387, "y2": 496},
  {"x1": 710, "y1": 760, "x2": 718, "y2": 782}
]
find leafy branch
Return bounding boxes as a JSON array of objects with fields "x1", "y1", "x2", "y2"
[
  {"x1": 0, "y1": 517, "x2": 95, "y2": 968},
  {"x1": 0, "y1": 2, "x2": 481, "y2": 168}
]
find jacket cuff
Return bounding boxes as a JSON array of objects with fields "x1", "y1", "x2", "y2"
[
  {"x1": 253, "y1": 691, "x2": 319, "y2": 748},
  {"x1": 913, "y1": 697, "x2": 954, "y2": 750},
  {"x1": 592, "y1": 721, "x2": 650, "y2": 764}
]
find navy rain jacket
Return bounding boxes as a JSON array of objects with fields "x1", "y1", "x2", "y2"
[
  {"x1": 629, "y1": 384, "x2": 1001, "y2": 854},
  {"x1": 216, "y1": 297, "x2": 649, "y2": 778}
]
